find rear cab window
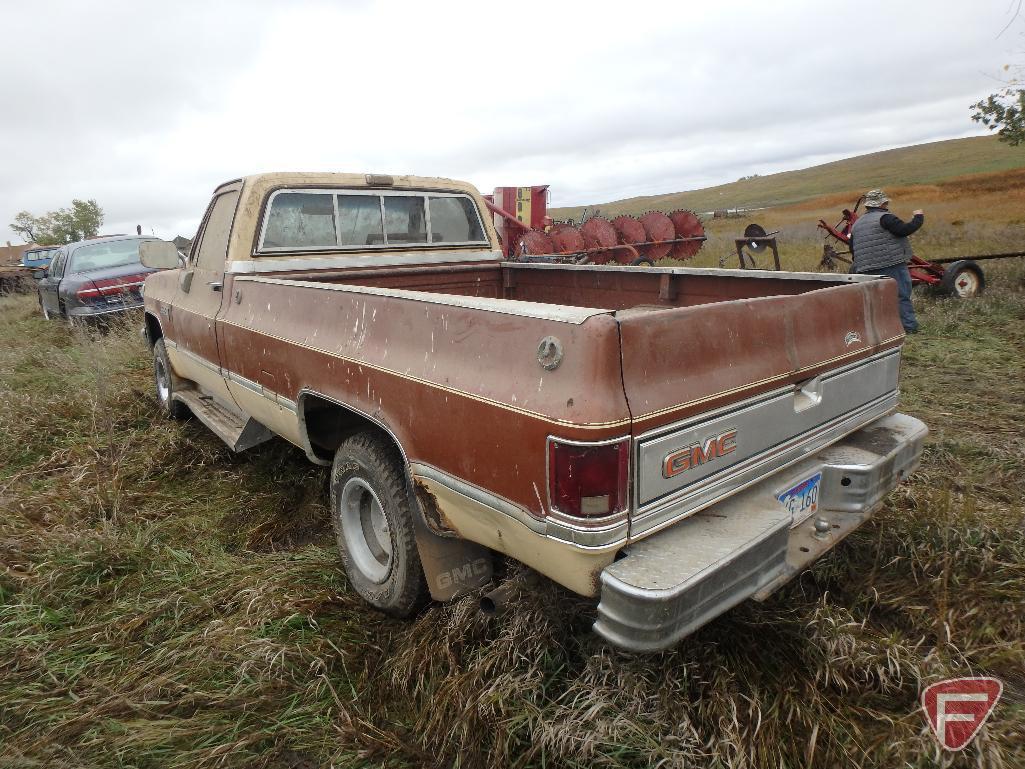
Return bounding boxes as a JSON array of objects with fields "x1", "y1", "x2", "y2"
[{"x1": 258, "y1": 189, "x2": 487, "y2": 253}]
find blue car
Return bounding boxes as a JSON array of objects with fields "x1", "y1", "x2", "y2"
[{"x1": 21, "y1": 245, "x2": 60, "y2": 280}]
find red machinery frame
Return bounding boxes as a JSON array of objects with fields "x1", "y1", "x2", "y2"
[{"x1": 816, "y1": 197, "x2": 1007, "y2": 298}]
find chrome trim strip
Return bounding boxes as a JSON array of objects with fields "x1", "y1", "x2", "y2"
[
  {"x1": 227, "y1": 248, "x2": 503, "y2": 273},
  {"x1": 226, "y1": 369, "x2": 262, "y2": 395},
  {"x1": 233, "y1": 276, "x2": 611, "y2": 324},
  {"x1": 67, "y1": 302, "x2": 144, "y2": 317},
  {"x1": 172, "y1": 343, "x2": 224, "y2": 376},
  {"x1": 167, "y1": 341, "x2": 300, "y2": 417},
  {"x1": 76, "y1": 280, "x2": 146, "y2": 296},
  {"x1": 410, "y1": 461, "x2": 629, "y2": 550},
  {"x1": 226, "y1": 369, "x2": 299, "y2": 414},
  {"x1": 411, "y1": 462, "x2": 545, "y2": 534}
]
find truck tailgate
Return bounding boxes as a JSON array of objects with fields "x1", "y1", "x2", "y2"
[{"x1": 616, "y1": 278, "x2": 905, "y2": 539}]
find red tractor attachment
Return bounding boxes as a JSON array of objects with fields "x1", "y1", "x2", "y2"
[
  {"x1": 817, "y1": 196, "x2": 998, "y2": 298},
  {"x1": 485, "y1": 185, "x2": 706, "y2": 266}
]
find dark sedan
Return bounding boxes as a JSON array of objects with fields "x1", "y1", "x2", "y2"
[{"x1": 37, "y1": 236, "x2": 162, "y2": 321}]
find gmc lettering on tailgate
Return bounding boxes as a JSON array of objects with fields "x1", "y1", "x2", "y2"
[{"x1": 662, "y1": 429, "x2": 738, "y2": 478}]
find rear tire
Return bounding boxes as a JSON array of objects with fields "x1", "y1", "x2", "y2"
[
  {"x1": 940, "y1": 260, "x2": 984, "y2": 298},
  {"x1": 330, "y1": 431, "x2": 426, "y2": 616},
  {"x1": 153, "y1": 338, "x2": 189, "y2": 419},
  {"x1": 630, "y1": 257, "x2": 655, "y2": 267}
]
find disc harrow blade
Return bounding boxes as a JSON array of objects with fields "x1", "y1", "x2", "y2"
[
  {"x1": 668, "y1": 209, "x2": 705, "y2": 259},
  {"x1": 639, "y1": 211, "x2": 674, "y2": 260},
  {"x1": 612, "y1": 215, "x2": 646, "y2": 245},
  {"x1": 517, "y1": 229, "x2": 554, "y2": 257},
  {"x1": 579, "y1": 217, "x2": 618, "y2": 263},
  {"x1": 549, "y1": 223, "x2": 585, "y2": 254}
]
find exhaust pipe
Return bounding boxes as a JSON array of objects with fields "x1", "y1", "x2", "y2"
[
  {"x1": 480, "y1": 572, "x2": 540, "y2": 616},
  {"x1": 480, "y1": 582, "x2": 516, "y2": 616}
]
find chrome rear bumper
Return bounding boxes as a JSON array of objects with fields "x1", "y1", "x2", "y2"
[{"x1": 594, "y1": 412, "x2": 927, "y2": 652}]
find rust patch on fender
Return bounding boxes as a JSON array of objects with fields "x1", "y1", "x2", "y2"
[{"x1": 414, "y1": 479, "x2": 456, "y2": 535}]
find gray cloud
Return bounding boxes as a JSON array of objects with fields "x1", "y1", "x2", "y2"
[{"x1": 0, "y1": 0, "x2": 1017, "y2": 244}]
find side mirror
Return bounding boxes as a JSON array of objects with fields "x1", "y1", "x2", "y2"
[{"x1": 140, "y1": 240, "x2": 183, "y2": 269}]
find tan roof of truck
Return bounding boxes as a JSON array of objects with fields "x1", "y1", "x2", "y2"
[
  {"x1": 222, "y1": 172, "x2": 483, "y2": 197},
  {"x1": 221, "y1": 172, "x2": 499, "y2": 268}
]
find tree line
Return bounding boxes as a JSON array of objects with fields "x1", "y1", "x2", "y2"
[{"x1": 9, "y1": 199, "x2": 105, "y2": 246}]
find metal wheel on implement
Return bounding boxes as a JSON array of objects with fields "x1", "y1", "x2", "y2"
[{"x1": 940, "y1": 260, "x2": 985, "y2": 298}]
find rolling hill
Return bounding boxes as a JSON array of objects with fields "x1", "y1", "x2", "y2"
[{"x1": 551, "y1": 135, "x2": 1025, "y2": 220}]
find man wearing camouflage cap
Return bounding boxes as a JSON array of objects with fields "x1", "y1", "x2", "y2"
[{"x1": 849, "y1": 189, "x2": 924, "y2": 333}]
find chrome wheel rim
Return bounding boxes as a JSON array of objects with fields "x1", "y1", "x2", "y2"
[
  {"x1": 339, "y1": 477, "x2": 392, "y2": 583},
  {"x1": 954, "y1": 271, "x2": 979, "y2": 297},
  {"x1": 154, "y1": 357, "x2": 170, "y2": 405}
]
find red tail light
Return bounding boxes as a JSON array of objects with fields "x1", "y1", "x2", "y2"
[
  {"x1": 76, "y1": 274, "x2": 148, "y2": 301},
  {"x1": 548, "y1": 437, "x2": 630, "y2": 520}
]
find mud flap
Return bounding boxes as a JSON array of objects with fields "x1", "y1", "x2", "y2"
[{"x1": 409, "y1": 484, "x2": 493, "y2": 602}]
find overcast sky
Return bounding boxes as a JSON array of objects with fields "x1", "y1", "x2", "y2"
[{"x1": 1, "y1": 0, "x2": 1020, "y2": 243}]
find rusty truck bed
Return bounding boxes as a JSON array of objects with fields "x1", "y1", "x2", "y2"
[{"x1": 206, "y1": 261, "x2": 903, "y2": 593}]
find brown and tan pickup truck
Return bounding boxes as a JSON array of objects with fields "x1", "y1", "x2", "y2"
[{"x1": 139, "y1": 172, "x2": 926, "y2": 652}]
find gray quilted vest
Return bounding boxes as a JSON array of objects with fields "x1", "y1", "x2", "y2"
[{"x1": 850, "y1": 209, "x2": 912, "y2": 273}]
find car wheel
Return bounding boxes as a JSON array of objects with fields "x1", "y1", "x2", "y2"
[
  {"x1": 330, "y1": 431, "x2": 426, "y2": 616},
  {"x1": 153, "y1": 338, "x2": 189, "y2": 419}
]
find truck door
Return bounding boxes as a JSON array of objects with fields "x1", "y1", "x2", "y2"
[
  {"x1": 167, "y1": 185, "x2": 241, "y2": 409},
  {"x1": 38, "y1": 247, "x2": 67, "y2": 319}
]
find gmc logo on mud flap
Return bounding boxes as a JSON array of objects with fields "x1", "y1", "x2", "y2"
[
  {"x1": 436, "y1": 558, "x2": 490, "y2": 589},
  {"x1": 662, "y1": 429, "x2": 738, "y2": 478}
]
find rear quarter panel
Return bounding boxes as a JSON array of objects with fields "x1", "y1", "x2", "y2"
[{"x1": 217, "y1": 277, "x2": 631, "y2": 516}]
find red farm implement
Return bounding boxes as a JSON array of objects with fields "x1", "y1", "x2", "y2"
[
  {"x1": 484, "y1": 186, "x2": 706, "y2": 266},
  {"x1": 817, "y1": 196, "x2": 1025, "y2": 298}
]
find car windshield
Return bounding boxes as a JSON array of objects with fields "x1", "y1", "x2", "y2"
[{"x1": 69, "y1": 240, "x2": 150, "y2": 272}]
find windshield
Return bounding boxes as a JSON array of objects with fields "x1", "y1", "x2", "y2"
[{"x1": 69, "y1": 240, "x2": 151, "y2": 273}]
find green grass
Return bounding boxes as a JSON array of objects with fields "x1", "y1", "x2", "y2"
[
  {"x1": 1, "y1": 262, "x2": 1024, "y2": 768},
  {"x1": 551, "y1": 135, "x2": 1025, "y2": 220}
]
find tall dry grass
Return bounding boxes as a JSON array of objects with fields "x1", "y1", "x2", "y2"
[{"x1": 1, "y1": 259, "x2": 1024, "y2": 768}]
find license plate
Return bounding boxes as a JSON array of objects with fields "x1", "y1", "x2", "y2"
[{"x1": 778, "y1": 472, "x2": 821, "y2": 525}]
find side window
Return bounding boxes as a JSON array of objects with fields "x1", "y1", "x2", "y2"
[
  {"x1": 337, "y1": 195, "x2": 383, "y2": 246},
  {"x1": 383, "y1": 195, "x2": 427, "y2": 245},
  {"x1": 50, "y1": 250, "x2": 67, "y2": 278},
  {"x1": 262, "y1": 192, "x2": 335, "y2": 249},
  {"x1": 429, "y1": 196, "x2": 485, "y2": 243},
  {"x1": 194, "y1": 190, "x2": 240, "y2": 271}
]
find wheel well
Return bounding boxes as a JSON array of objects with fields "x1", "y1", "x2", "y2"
[
  {"x1": 299, "y1": 393, "x2": 403, "y2": 465},
  {"x1": 144, "y1": 313, "x2": 163, "y2": 348}
]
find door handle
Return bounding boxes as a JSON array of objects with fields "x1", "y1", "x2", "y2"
[{"x1": 208, "y1": 281, "x2": 223, "y2": 292}]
